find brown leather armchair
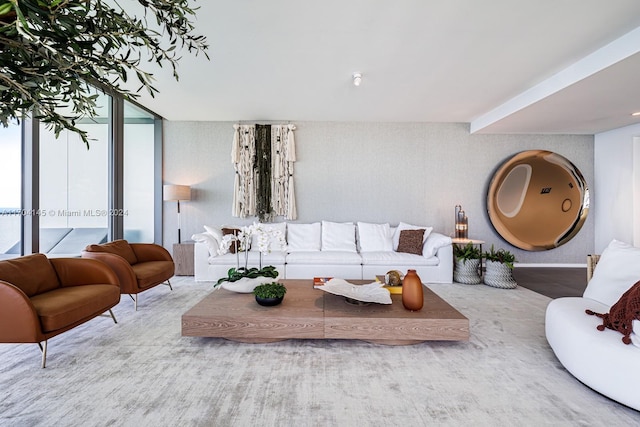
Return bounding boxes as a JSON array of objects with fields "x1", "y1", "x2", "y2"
[
  {"x1": 82, "y1": 240, "x2": 175, "y2": 310},
  {"x1": 0, "y1": 254, "x2": 120, "y2": 368}
]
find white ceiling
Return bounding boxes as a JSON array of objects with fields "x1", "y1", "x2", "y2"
[{"x1": 130, "y1": 0, "x2": 640, "y2": 135}]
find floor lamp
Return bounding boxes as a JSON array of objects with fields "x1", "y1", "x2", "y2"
[{"x1": 164, "y1": 184, "x2": 191, "y2": 243}]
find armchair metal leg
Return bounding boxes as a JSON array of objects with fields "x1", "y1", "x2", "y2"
[
  {"x1": 164, "y1": 279, "x2": 173, "y2": 291},
  {"x1": 100, "y1": 309, "x2": 118, "y2": 323},
  {"x1": 108, "y1": 309, "x2": 117, "y2": 324},
  {"x1": 38, "y1": 341, "x2": 47, "y2": 369},
  {"x1": 128, "y1": 294, "x2": 138, "y2": 311}
]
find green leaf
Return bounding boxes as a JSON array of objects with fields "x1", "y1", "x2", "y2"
[{"x1": 0, "y1": 0, "x2": 209, "y2": 147}]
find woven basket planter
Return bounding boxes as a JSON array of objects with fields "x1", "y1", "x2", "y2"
[
  {"x1": 454, "y1": 258, "x2": 482, "y2": 285},
  {"x1": 483, "y1": 260, "x2": 517, "y2": 289}
]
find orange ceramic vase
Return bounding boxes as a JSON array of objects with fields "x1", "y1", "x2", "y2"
[{"x1": 402, "y1": 269, "x2": 424, "y2": 311}]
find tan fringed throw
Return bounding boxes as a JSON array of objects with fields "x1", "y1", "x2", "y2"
[{"x1": 586, "y1": 280, "x2": 640, "y2": 344}]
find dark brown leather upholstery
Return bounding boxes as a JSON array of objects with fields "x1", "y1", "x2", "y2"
[
  {"x1": 82, "y1": 240, "x2": 174, "y2": 308},
  {"x1": 0, "y1": 254, "x2": 120, "y2": 366}
]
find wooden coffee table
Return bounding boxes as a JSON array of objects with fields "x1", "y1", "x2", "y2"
[{"x1": 181, "y1": 280, "x2": 469, "y2": 345}]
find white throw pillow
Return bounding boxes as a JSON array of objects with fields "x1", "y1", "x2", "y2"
[
  {"x1": 392, "y1": 222, "x2": 433, "y2": 251},
  {"x1": 250, "y1": 222, "x2": 287, "y2": 252},
  {"x1": 583, "y1": 239, "x2": 640, "y2": 307},
  {"x1": 287, "y1": 222, "x2": 321, "y2": 251},
  {"x1": 321, "y1": 221, "x2": 357, "y2": 252},
  {"x1": 422, "y1": 232, "x2": 452, "y2": 258},
  {"x1": 203, "y1": 225, "x2": 223, "y2": 243},
  {"x1": 357, "y1": 222, "x2": 393, "y2": 252},
  {"x1": 191, "y1": 231, "x2": 220, "y2": 257}
]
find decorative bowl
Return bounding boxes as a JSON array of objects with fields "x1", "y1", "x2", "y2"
[{"x1": 255, "y1": 296, "x2": 284, "y2": 306}]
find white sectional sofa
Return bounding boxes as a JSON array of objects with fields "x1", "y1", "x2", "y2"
[
  {"x1": 192, "y1": 221, "x2": 453, "y2": 284},
  {"x1": 545, "y1": 239, "x2": 640, "y2": 411}
]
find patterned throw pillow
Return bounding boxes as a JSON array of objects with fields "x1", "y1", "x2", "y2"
[
  {"x1": 586, "y1": 280, "x2": 640, "y2": 344},
  {"x1": 396, "y1": 229, "x2": 425, "y2": 255}
]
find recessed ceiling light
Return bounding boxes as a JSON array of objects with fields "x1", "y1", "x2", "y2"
[
  {"x1": 352, "y1": 72, "x2": 362, "y2": 86},
  {"x1": 632, "y1": 112, "x2": 640, "y2": 116}
]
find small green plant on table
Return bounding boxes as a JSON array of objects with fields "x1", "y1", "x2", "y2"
[{"x1": 253, "y1": 282, "x2": 287, "y2": 299}]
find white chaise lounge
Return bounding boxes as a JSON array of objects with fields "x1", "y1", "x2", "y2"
[{"x1": 545, "y1": 239, "x2": 640, "y2": 411}]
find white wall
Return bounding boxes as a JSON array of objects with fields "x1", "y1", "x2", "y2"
[
  {"x1": 163, "y1": 121, "x2": 594, "y2": 264},
  {"x1": 594, "y1": 123, "x2": 640, "y2": 252}
]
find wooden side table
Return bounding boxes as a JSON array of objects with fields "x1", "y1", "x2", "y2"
[
  {"x1": 451, "y1": 238, "x2": 485, "y2": 253},
  {"x1": 173, "y1": 242, "x2": 195, "y2": 276}
]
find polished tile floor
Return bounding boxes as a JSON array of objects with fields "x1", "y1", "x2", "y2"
[{"x1": 512, "y1": 267, "x2": 587, "y2": 299}]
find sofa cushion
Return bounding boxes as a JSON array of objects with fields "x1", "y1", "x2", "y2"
[
  {"x1": 360, "y1": 251, "x2": 439, "y2": 267},
  {"x1": 397, "y1": 229, "x2": 425, "y2": 255},
  {"x1": 586, "y1": 280, "x2": 640, "y2": 345},
  {"x1": 392, "y1": 222, "x2": 433, "y2": 251},
  {"x1": 583, "y1": 239, "x2": 640, "y2": 307},
  {"x1": 193, "y1": 225, "x2": 223, "y2": 257},
  {"x1": 131, "y1": 261, "x2": 175, "y2": 290},
  {"x1": 321, "y1": 221, "x2": 356, "y2": 252},
  {"x1": 287, "y1": 222, "x2": 321, "y2": 251},
  {"x1": 357, "y1": 222, "x2": 393, "y2": 252},
  {"x1": 192, "y1": 232, "x2": 220, "y2": 257},
  {"x1": 203, "y1": 225, "x2": 224, "y2": 243},
  {"x1": 30, "y1": 284, "x2": 120, "y2": 332},
  {"x1": 250, "y1": 222, "x2": 287, "y2": 252},
  {"x1": 286, "y1": 251, "x2": 362, "y2": 265},
  {"x1": 86, "y1": 240, "x2": 138, "y2": 265},
  {"x1": 0, "y1": 253, "x2": 60, "y2": 297}
]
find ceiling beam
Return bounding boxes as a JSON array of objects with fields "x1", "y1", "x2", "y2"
[{"x1": 470, "y1": 26, "x2": 640, "y2": 134}]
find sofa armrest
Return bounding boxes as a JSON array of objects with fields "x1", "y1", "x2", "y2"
[
  {"x1": 130, "y1": 243, "x2": 173, "y2": 263},
  {"x1": 435, "y1": 243, "x2": 453, "y2": 262},
  {"x1": 50, "y1": 258, "x2": 119, "y2": 288},
  {"x1": 423, "y1": 232, "x2": 452, "y2": 258},
  {"x1": 0, "y1": 280, "x2": 43, "y2": 342},
  {"x1": 81, "y1": 251, "x2": 137, "y2": 293}
]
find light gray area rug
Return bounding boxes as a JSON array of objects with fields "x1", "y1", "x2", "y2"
[{"x1": 1, "y1": 278, "x2": 639, "y2": 427}]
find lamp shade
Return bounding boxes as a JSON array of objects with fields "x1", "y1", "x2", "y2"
[{"x1": 163, "y1": 184, "x2": 191, "y2": 201}]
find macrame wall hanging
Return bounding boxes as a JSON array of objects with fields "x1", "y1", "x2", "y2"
[{"x1": 231, "y1": 123, "x2": 297, "y2": 221}]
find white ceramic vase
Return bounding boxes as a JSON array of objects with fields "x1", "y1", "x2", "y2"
[{"x1": 221, "y1": 277, "x2": 274, "y2": 293}]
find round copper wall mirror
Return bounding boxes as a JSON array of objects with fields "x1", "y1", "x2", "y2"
[{"x1": 487, "y1": 150, "x2": 589, "y2": 251}]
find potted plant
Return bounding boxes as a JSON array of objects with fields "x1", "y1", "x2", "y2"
[
  {"x1": 216, "y1": 265, "x2": 279, "y2": 286},
  {"x1": 453, "y1": 242, "x2": 482, "y2": 284},
  {"x1": 215, "y1": 224, "x2": 285, "y2": 293},
  {"x1": 253, "y1": 282, "x2": 287, "y2": 306},
  {"x1": 483, "y1": 245, "x2": 517, "y2": 289}
]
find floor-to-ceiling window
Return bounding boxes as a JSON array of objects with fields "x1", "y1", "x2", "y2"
[
  {"x1": 0, "y1": 123, "x2": 22, "y2": 258},
  {"x1": 123, "y1": 101, "x2": 159, "y2": 243},
  {"x1": 6, "y1": 89, "x2": 163, "y2": 257},
  {"x1": 39, "y1": 93, "x2": 110, "y2": 256}
]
